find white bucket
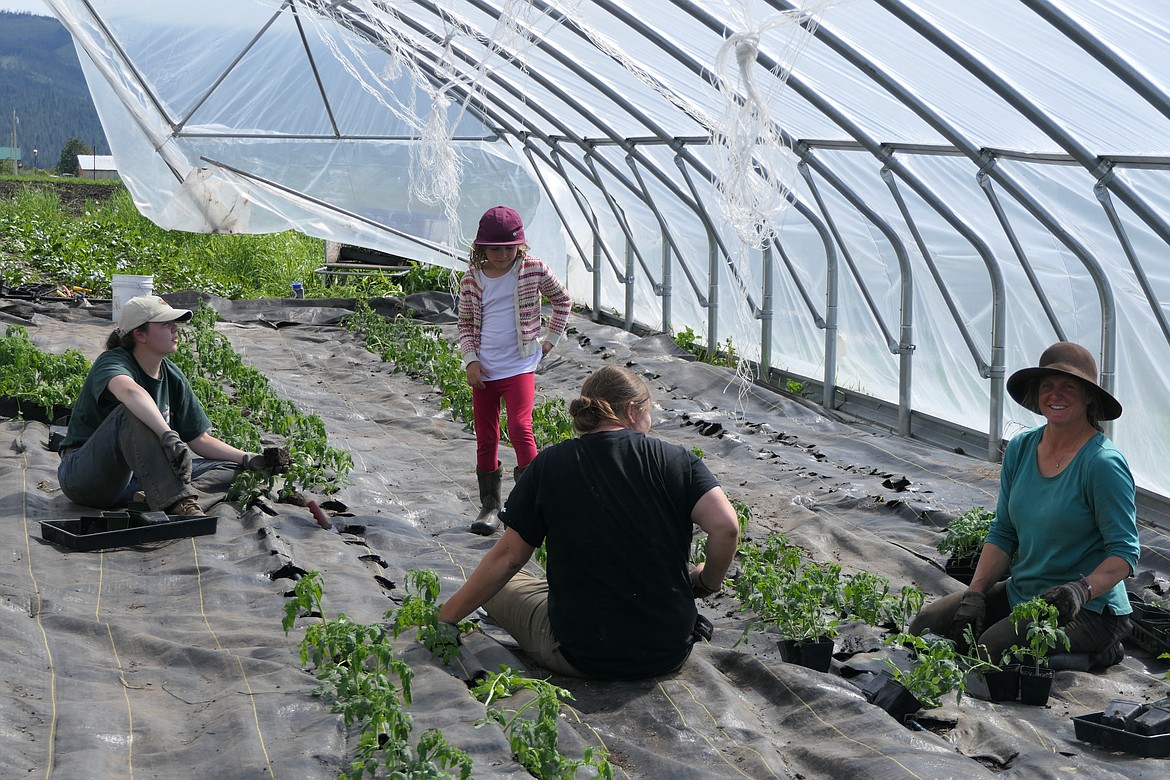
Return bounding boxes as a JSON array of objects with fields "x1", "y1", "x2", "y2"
[{"x1": 111, "y1": 274, "x2": 155, "y2": 325}]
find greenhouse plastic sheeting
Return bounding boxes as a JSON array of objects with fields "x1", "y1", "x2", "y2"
[
  {"x1": 40, "y1": 0, "x2": 1170, "y2": 502},
  {"x1": 3, "y1": 295, "x2": 1170, "y2": 779}
]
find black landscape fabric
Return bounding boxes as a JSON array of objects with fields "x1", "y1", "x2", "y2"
[{"x1": 3, "y1": 293, "x2": 1170, "y2": 779}]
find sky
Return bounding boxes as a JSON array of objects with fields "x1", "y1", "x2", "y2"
[{"x1": 0, "y1": 1, "x2": 50, "y2": 14}]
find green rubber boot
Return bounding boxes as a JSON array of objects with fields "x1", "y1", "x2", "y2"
[{"x1": 470, "y1": 464, "x2": 503, "y2": 535}]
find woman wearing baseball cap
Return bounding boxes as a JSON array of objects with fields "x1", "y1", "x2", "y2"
[
  {"x1": 57, "y1": 295, "x2": 283, "y2": 516},
  {"x1": 910, "y1": 342, "x2": 1138, "y2": 669}
]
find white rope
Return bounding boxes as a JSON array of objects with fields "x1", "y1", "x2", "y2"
[{"x1": 709, "y1": 1, "x2": 837, "y2": 418}]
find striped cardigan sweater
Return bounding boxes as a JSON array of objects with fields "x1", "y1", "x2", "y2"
[{"x1": 458, "y1": 256, "x2": 572, "y2": 369}]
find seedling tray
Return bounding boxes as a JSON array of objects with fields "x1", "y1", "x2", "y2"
[
  {"x1": 1072, "y1": 712, "x2": 1170, "y2": 757},
  {"x1": 1126, "y1": 592, "x2": 1170, "y2": 655},
  {"x1": 41, "y1": 512, "x2": 217, "y2": 551}
]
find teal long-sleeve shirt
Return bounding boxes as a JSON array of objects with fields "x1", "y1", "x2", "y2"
[{"x1": 987, "y1": 426, "x2": 1139, "y2": 616}]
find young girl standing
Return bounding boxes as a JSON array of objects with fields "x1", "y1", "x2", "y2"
[{"x1": 459, "y1": 205, "x2": 572, "y2": 535}]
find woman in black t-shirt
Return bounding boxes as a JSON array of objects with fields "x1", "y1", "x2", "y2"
[{"x1": 438, "y1": 365, "x2": 740, "y2": 679}]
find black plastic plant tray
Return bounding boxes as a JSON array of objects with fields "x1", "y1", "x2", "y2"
[
  {"x1": 41, "y1": 514, "x2": 217, "y2": 551},
  {"x1": 1129, "y1": 621, "x2": 1170, "y2": 656},
  {"x1": 1072, "y1": 712, "x2": 1170, "y2": 757}
]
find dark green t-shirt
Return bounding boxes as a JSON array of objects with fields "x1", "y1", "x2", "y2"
[{"x1": 62, "y1": 347, "x2": 211, "y2": 449}]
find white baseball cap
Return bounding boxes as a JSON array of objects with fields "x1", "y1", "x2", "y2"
[{"x1": 119, "y1": 295, "x2": 193, "y2": 332}]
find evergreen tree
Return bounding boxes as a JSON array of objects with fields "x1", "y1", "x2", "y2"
[{"x1": 58, "y1": 138, "x2": 90, "y2": 176}]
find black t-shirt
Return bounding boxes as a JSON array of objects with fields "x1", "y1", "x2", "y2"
[{"x1": 500, "y1": 429, "x2": 719, "y2": 679}]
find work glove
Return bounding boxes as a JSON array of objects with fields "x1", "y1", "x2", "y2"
[
  {"x1": 1042, "y1": 581, "x2": 1088, "y2": 625},
  {"x1": 947, "y1": 589, "x2": 986, "y2": 646},
  {"x1": 159, "y1": 430, "x2": 192, "y2": 482},
  {"x1": 241, "y1": 446, "x2": 290, "y2": 474}
]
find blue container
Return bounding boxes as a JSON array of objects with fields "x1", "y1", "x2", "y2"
[{"x1": 291, "y1": 281, "x2": 304, "y2": 298}]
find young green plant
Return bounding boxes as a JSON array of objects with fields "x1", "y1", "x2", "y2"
[
  {"x1": 470, "y1": 666, "x2": 614, "y2": 780},
  {"x1": 1006, "y1": 596, "x2": 1070, "y2": 670}
]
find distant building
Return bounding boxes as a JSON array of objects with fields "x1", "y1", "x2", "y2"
[
  {"x1": 76, "y1": 154, "x2": 120, "y2": 180},
  {"x1": 0, "y1": 147, "x2": 21, "y2": 168}
]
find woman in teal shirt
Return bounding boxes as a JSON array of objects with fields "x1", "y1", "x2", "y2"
[{"x1": 911, "y1": 342, "x2": 1139, "y2": 668}]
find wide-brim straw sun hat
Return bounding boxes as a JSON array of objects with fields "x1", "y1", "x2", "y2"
[{"x1": 1006, "y1": 341, "x2": 1122, "y2": 420}]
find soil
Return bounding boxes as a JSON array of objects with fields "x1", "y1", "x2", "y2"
[{"x1": 0, "y1": 178, "x2": 122, "y2": 213}]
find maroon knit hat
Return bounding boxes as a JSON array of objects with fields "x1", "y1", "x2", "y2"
[{"x1": 475, "y1": 205, "x2": 526, "y2": 246}]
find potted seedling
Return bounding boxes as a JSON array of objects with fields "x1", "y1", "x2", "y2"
[
  {"x1": 733, "y1": 535, "x2": 840, "y2": 672},
  {"x1": 873, "y1": 631, "x2": 996, "y2": 723},
  {"x1": 1006, "y1": 597, "x2": 1070, "y2": 706},
  {"x1": 839, "y1": 571, "x2": 925, "y2": 633},
  {"x1": 874, "y1": 633, "x2": 959, "y2": 722},
  {"x1": 772, "y1": 563, "x2": 841, "y2": 672},
  {"x1": 936, "y1": 506, "x2": 994, "y2": 584},
  {"x1": 958, "y1": 625, "x2": 1019, "y2": 702}
]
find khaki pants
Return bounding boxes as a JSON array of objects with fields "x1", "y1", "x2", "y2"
[{"x1": 484, "y1": 572, "x2": 584, "y2": 677}]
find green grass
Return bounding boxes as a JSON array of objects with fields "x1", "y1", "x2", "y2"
[{"x1": 0, "y1": 182, "x2": 446, "y2": 300}]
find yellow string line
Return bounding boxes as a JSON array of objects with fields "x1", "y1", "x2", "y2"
[
  {"x1": 20, "y1": 441, "x2": 58, "y2": 779},
  {"x1": 104, "y1": 620, "x2": 136, "y2": 778},
  {"x1": 190, "y1": 537, "x2": 276, "y2": 778},
  {"x1": 668, "y1": 678, "x2": 782, "y2": 778},
  {"x1": 557, "y1": 704, "x2": 630, "y2": 779},
  {"x1": 1022, "y1": 719, "x2": 1051, "y2": 752},
  {"x1": 95, "y1": 552, "x2": 137, "y2": 776},
  {"x1": 746, "y1": 655, "x2": 926, "y2": 779},
  {"x1": 655, "y1": 680, "x2": 756, "y2": 779}
]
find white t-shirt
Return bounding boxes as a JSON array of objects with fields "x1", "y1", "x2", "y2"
[{"x1": 478, "y1": 270, "x2": 541, "y2": 380}]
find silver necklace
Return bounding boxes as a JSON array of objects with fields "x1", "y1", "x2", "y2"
[{"x1": 1050, "y1": 427, "x2": 1089, "y2": 469}]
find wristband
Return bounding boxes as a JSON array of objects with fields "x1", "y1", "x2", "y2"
[{"x1": 1077, "y1": 574, "x2": 1093, "y2": 600}]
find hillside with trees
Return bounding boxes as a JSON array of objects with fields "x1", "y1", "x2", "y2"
[{"x1": 0, "y1": 10, "x2": 107, "y2": 173}]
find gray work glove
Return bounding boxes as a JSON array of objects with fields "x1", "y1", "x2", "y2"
[
  {"x1": 948, "y1": 590, "x2": 986, "y2": 645},
  {"x1": 241, "y1": 446, "x2": 290, "y2": 474},
  {"x1": 159, "y1": 430, "x2": 192, "y2": 482},
  {"x1": 1042, "y1": 581, "x2": 1087, "y2": 625}
]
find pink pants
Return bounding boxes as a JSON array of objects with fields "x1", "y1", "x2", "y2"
[{"x1": 473, "y1": 372, "x2": 537, "y2": 471}]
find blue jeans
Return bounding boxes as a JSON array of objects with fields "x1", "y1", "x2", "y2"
[{"x1": 57, "y1": 405, "x2": 231, "y2": 511}]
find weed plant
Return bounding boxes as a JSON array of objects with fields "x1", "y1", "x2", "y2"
[{"x1": 671, "y1": 326, "x2": 741, "y2": 369}]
